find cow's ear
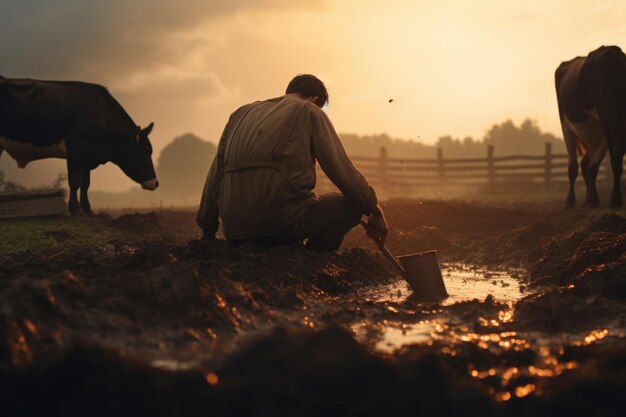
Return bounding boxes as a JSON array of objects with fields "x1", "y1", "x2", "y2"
[{"x1": 141, "y1": 122, "x2": 154, "y2": 137}]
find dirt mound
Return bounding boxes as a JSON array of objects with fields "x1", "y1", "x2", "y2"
[
  {"x1": 530, "y1": 213, "x2": 626, "y2": 298},
  {"x1": 211, "y1": 326, "x2": 494, "y2": 416},
  {"x1": 511, "y1": 214, "x2": 626, "y2": 332},
  {"x1": 524, "y1": 339, "x2": 626, "y2": 417},
  {"x1": 0, "y1": 343, "x2": 211, "y2": 417},
  {"x1": 345, "y1": 199, "x2": 585, "y2": 267},
  {"x1": 514, "y1": 289, "x2": 626, "y2": 332},
  {"x1": 3, "y1": 326, "x2": 625, "y2": 417},
  {"x1": 0, "y1": 228, "x2": 397, "y2": 368},
  {"x1": 0, "y1": 327, "x2": 494, "y2": 417}
]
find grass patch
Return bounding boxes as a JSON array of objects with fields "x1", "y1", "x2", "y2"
[{"x1": 0, "y1": 215, "x2": 120, "y2": 255}]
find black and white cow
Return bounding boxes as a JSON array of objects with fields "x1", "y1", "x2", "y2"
[
  {"x1": 555, "y1": 45, "x2": 626, "y2": 208},
  {"x1": 0, "y1": 76, "x2": 158, "y2": 215}
]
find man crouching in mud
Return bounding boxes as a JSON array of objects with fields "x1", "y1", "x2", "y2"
[{"x1": 196, "y1": 74, "x2": 388, "y2": 250}]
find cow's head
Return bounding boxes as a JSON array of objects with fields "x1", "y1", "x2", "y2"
[{"x1": 116, "y1": 122, "x2": 159, "y2": 190}]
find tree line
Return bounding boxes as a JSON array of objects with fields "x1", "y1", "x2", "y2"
[
  {"x1": 0, "y1": 118, "x2": 565, "y2": 196},
  {"x1": 339, "y1": 118, "x2": 565, "y2": 159}
]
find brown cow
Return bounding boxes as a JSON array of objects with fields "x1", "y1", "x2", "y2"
[
  {"x1": 0, "y1": 77, "x2": 158, "y2": 216},
  {"x1": 555, "y1": 45, "x2": 626, "y2": 208}
]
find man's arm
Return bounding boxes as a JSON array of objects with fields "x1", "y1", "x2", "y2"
[
  {"x1": 196, "y1": 119, "x2": 230, "y2": 239},
  {"x1": 311, "y1": 109, "x2": 378, "y2": 215},
  {"x1": 311, "y1": 108, "x2": 388, "y2": 241}
]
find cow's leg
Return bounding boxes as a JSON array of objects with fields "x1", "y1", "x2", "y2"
[
  {"x1": 566, "y1": 160, "x2": 578, "y2": 209},
  {"x1": 580, "y1": 153, "x2": 591, "y2": 203},
  {"x1": 79, "y1": 169, "x2": 95, "y2": 217},
  {"x1": 66, "y1": 160, "x2": 83, "y2": 216},
  {"x1": 564, "y1": 129, "x2": 579, "y2": 209},
  {"x1": 585, "y1": 144, "x2": 608, "y2": 208},
  {"x1": 609, "y1": 151, "x2": 624, "y2": 208}
]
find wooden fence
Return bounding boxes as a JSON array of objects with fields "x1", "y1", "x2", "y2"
[{"x1": 316, "y1": 143, "x2": 619, "y2": 193}]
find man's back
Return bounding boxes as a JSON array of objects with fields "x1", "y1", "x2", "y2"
[
  {"x1": 197, "y1": 74, "x2": 385, "y2": 249},
  {"x1": 218, "y1": 95, "x2": 319, "y2": 239}
]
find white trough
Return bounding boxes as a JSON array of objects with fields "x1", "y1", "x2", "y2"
[{"x1": 0, "y1": 189, "x2": 66, "y2": 219}]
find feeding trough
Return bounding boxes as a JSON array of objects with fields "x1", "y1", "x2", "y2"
[{"x1": 0, "y1": 188, "x2": 66, "y2": 218}]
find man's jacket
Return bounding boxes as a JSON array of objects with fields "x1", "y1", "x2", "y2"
[{"x1": 196, "y1": 94, "x2": 378, "y2": 239}]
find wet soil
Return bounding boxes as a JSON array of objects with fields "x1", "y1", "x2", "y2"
[{"x1": 0, "y1": 199, "x2": 625, "y2": 416}]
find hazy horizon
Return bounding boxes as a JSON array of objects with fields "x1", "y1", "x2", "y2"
[{"x1": 1, "y1": 0, "x2": 625, "y2": 191}]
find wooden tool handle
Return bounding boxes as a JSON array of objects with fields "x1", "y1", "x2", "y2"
[{"x1": 359, "y1": 219, "x2": 406, "y2": 277}]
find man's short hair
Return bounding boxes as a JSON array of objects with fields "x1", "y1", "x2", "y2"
[{"x1": 286, "y1": 74, "x2": 328, "y2": 108}]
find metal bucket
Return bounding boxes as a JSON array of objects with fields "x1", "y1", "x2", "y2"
[{"x1": 398, "y1": 250, "x2": 448, "y2": 301}]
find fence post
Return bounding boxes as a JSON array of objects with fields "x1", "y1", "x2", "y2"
[
  {"x1": 437, "y1": 148, "x2": 445, "y2": 184},
  {"x1": 544, "y1": 142, "x2": 552, "y2": 188},
  {"x1": 487, "y1": 145, "x2": 495, "y2": 184},
  {"x1": 379, "y1": 147, "x2": 389, "y2": 190}
]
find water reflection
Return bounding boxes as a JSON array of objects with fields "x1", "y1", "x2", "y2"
[
  {"x1": 151, "y1": 359, "x2": 199, "y2": 371},
  {"x1": 356, "y1": 264, "x2": 624, "y2": 399},
  {"x1": 368, "y1": 263, "x2": 524, "y2": 305},
  {"x1": 367, "y1": 264, "x2": 524, "y2": 353},
  {"x1": 373, "y1": 323, "x2": 433, "y2": 351},
  {"x1": 441, "y1": 264, "x2": 523, "y2": 305}
]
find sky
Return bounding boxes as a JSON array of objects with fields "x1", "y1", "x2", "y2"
[{"x1": 1, "y1": 0, "x2": 626, "y2": 191}]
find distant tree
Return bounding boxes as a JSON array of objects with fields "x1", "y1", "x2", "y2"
[
  {"x1": 340, "y1": 133, "x2": 433, "y2": 158},
  {"x1": 483, "y1": 119, "x2": 565, "y2": 155},
  {"x1": 157, "y1": 133, "x2": 216, "y2": 196},
  {"x1": 338, "y1": 119, "x2": 565, "y2": 161},
  {"x1": 435, "y1": 135, "x2": 483, "y2": 158}
]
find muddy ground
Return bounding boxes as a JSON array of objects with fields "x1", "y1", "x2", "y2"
[{"x1": 0, "y1": 199, "x2": 625, "y2": 416}]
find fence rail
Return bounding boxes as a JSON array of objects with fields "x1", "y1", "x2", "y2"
[{"x1": 316, "y1": 143, "x2": 621, "y2": 192}]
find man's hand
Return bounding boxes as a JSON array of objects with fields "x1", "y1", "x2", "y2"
[{"x1": 366, "y1": 205, "x2": 388, "y2": 244}]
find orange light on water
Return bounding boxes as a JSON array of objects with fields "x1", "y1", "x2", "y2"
[
  {"x1": 572, "y1": 329, "x2": 609, "y2": 347},
  {"x1": 215, "y1": 293, "x2": 227, "y2": 309},
  {"x1": 498, "y1": 310, "x2": 513, "y2": 323},
  {"x1": 205, "y1": 372, "x2": 219, "y2": 385},
  {"x1": 528, "y1": 366, "x2": 554, "y2": 378},
  {"x1": 386, "y1": 305, "x2": 399, "y2": 313},
  {"x1": 23, "y1": 320, "x2": 38, "y2": 336},
  {"x1": 46, "y1": 288, "x2": 56, "y2": 305},
  {"x1": 584, "y1": 329, "x2": 608, "y2": 344},
  {"x1": 206, "y1": 328, "x2": 217, "y2": 340},
  {"x1": 186, "y1": 328, "x2": 202, "y2": 341},
  {"x1": 502, "y1": 367, "x2": 519, "y2": 385},
  {"x1": 514, "y1": 384, "x2": 536, "y2": 398},
  {"x1": 469, "y1": 368, "x2": 496, "y2": 379},
  {"x1": 495, "y1": 392, "x2": 511, "y2": 402}
]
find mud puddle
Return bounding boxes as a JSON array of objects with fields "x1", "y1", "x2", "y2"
[
  {"x1": 345, "y1": 263, "x2": 626, "y2": 401},
  {"x1": 367, "y1": 263, "x2": 525, "y2": 305},
  {"x1": 147, "y1": 264, "x2": 526, "y2": 371},
  {"x1": 352, "y1": 264, "x2": 525, "y2": 352}
]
